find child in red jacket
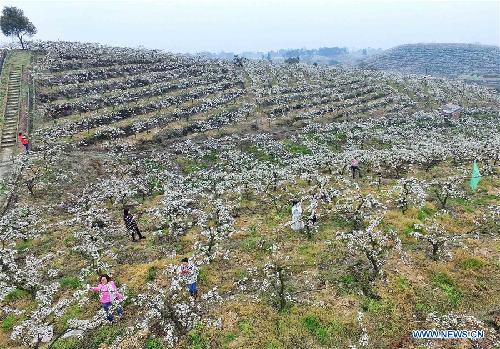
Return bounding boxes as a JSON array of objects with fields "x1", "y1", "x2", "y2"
[{"x1": 18, "y1": 132, "x2": 29, "y2": 154}]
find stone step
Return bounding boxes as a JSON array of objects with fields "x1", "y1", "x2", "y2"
[
  {"x1": 1, "y1": 134, "x2": 16, "y2": 139},
  {"x1": 1, "y1": 133, "x2": 16, "y2": 138},
  {"x1": 1, "y1": 140, "x2": 16, "y2": 145}
]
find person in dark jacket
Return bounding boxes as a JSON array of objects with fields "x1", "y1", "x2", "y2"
[
  {"x1": 123, "y1": 208, "x2": 145, "y2": 241},
  {"x1": 350, "y1": 158, "x2": 361, "y2": 179}
]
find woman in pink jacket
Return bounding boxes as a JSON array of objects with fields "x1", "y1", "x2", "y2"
[{"x1": 90, "y1": 274, "x2": 124, "y2": 321}]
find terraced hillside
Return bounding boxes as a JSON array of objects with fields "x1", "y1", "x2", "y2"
[
  {"x1": 360, "y1": 43, "x2": 500, "y2": 90},
  {"x1": 0, "y1": 41, "x2": 499, "y2": 349}
]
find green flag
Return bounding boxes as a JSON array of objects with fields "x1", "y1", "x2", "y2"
[{"x1": 469, "y1": 161, "x2": 481, "y2": 191}]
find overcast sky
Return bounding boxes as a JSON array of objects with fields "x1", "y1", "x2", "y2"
[{"x1": 2, "y1": 0, "x2": 499, "y2": 53}]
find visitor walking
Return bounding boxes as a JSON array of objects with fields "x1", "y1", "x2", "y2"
[
  {"x1": 291, "y1": 199, "x2": 304, "y2": 231},
  {"x1": 123, "y1": 208, "x2": 145, "y2": 242},
  {"x1": 350, "y1": 158, "x2": 361, "y2": 179},
  {"x1": 178, "y1": 258, "x2": 199, "y2": 299},
  {"x1": 309, "y1": 196, "x2": 318, "y2": 224},
  {"x1": 90, "y1": 274, "x2": 124, "y2": 321},
  {"x1": 18, "y1": 133, "x2": 29, "y2": 154}
]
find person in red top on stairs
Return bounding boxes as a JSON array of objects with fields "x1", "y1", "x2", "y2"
[{"x1": 18, "y1": 132, "x2": 29, "y2": 154}]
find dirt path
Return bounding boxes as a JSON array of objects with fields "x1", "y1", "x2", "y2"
[{"x1": 0, "y1": 146, "x2": 15, "y2": 178}]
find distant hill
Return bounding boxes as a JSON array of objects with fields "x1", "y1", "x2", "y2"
[
  {"x1": 199, "y1": 46, "x2": 382, "y2": 66},
  {"x1": 359, "y1": 43, "x2": 500, "y2": 89}
]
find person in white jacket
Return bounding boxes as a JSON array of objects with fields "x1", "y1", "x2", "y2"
[
  {"x1": 291, "y1": 200, "x2": 304, "y2": 231},
  {"x1": 178, "y1": 258, "x2": 199, "y2": 299}
]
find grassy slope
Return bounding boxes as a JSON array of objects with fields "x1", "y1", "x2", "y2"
[
  {"x1": 2, "y1": 142, "x2": 498, "y2": 349},
  {"x1": 1, "y1": 50, "x2": 498, "y2": 349}
]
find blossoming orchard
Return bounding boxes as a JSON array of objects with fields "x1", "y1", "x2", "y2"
[{"x1": 0, "y1": 40, "x2": 498, "y2": 349}]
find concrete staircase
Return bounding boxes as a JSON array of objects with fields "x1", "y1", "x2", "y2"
[
  {"x1": 1, "y1": 67, "x2": 22, "y2": 149},
  {"x1": 0, "y1": 66, "x2": 22, "y2": 179}
]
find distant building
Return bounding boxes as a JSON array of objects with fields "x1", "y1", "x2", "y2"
[{"x1": 442, "y1": 103, "x2": 462, "y2": 118}]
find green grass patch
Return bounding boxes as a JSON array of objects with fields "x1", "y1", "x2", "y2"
[
  {"x1": 417, "y1": 206, "x2": 435, "y2": 221},
  {"x1": 187, "y1": 323, "x2": 211, "y2": 349},
  {"x1": 1, "y1": 314, "x2": 17, "y2": 332},
  {"x1": 59, "y1": 304, "x2": 82, "y2": 328},
  {"x1": 432, "y1": 272, "x2": 462, "y2": 307},
  {"x1": 145, "y1": 337, "x2": 166, "y2": 349},
  {"x1": 4, "y1": 288, "x2": 29, "y2": 302},
  {"x1": 246, "y1": 145, "x2": 277, "y2": 163},
  {"x1": 198, "y1": 267, "x2": 209, "y2": 285},
  {"x1": 395, "y1": 276, "x2": 410, "y2": 291},
  {"x1": 60, "y1": 276, "x2": 82, "y2": 290},
  {"x1": 283, "y1": 140, "x2": 312, "y2": 155},
  {"x1": 85, "y1": 324, "x2": 124, "y2": 349},
  {"x1": 146, "y1": 266, "x2": 158, "y2": 282},
  {"x1": 237, "y1": 320, "x2": 253, "y2": 336},
  {"x1": 15, "y1": 240, "x2": 31, "y2": 251},
  {"x1": 458, "y1": 257, "x2": 485, "y2": 270},
  {"x1": 51, "y1": 338, "x2": 81, "y2": 349},
  {"x1": 302, "y1": 314, "x2": 345, "y2": 346},
  {"x1": 302, "y1": 315, "x2": 330, "y2": 345}
]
